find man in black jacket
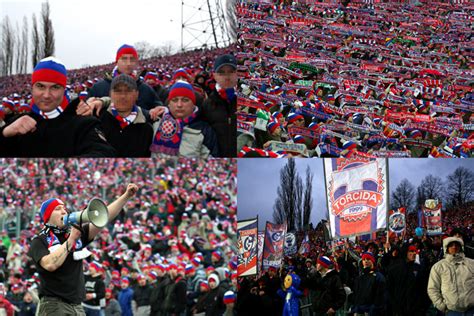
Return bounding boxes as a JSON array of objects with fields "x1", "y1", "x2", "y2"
[
  {"x1": 83, "y1": 262, "x2": 106, "y2": 316},
  {"x1": 150, "y1": 266, "x2": 171, "y2": 316},
  {"x1": 0, "y1": 57, "x2": 116, "y2": 157},
  {"x1": 386, "y1": 244, "x2": 430, "y2": 316},
  {"x1": 86, "y1": 44, "x2": 162, "y2": 111},
  {"x1": 98, "y1": 74, "x2": 153, "y2": 157},
  {"x1": 200, "y1": 54, "x2": 237, "y2": 157},
  {"x1": 133, "y1": 275, "x2": 152, "y2": 316},
  {"x1": 308, "y1": 256, "x2": 346, "y2": 316}
]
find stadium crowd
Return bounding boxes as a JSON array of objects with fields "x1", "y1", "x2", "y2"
[
  {"x1": 237, "y1": 205, "x2": 474, "y2": 316},
  {"x1": 0, "y1": 158, "x2": 237, "y2": 315},
  {"x1": 0, "y1": 44, "x2": 237, "y2": 158},
  {"x1": 236, "y1": 1, "x2": 473, "y2": 158}
]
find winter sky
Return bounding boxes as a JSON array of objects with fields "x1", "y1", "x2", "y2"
[
  {"x1": 237, "y1": 159, "x2": 474, "y2": 230},
  {"x1": 0, "y1": 0, "x2": 227, "y2": 70}
]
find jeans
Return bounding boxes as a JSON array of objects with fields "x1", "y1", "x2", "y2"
[{"x1": 447, "y1": 307, "x2": 474, "y2": 316}]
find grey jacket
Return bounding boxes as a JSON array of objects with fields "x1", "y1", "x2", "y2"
[
  {"x1": 427, "y1": 237, "x2": 474, "y2": 312},
  {"x1": 105, "y1": 298, "x2": 122, "y2": 316}
]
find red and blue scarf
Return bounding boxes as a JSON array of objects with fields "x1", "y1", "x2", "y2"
[
  {"x1": 111, "y1": 104, "x2": 138, "y2": 129},
  {"x1": 31, "y1": 90, "x2": 70, "y2": 119},
  {"x1": 216, "y1": 83, "x2": 236, "y2": 103},
  {"x1": 150, "y1": 107, "x2": 198, "y2": 156}
]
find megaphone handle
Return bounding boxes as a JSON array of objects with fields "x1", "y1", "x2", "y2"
[{"x1": 71, "y1": 223, "x2": 85, "y2": 235}]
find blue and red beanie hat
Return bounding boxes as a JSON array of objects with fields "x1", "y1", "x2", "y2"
[
  {"x1": 32, "y1": 57, "x2": 67, "y2": 88},
  {"x1": 116, "y1": 44, "x2": 138, "y2": 62},
  {"x1": 40, "y1": 198, "x2": 64, "y2": 223},
  {"x1": 167, "y1": 81, "x2": 196, "y2": 104},
  {"x1": 223, "y1": 291, "x2": 236, "y2": 304},
  {"x1": 317, "y1": 256, "x2": 333, "y2": 269},
  {"x1": 172, "y1": 68, "x2": 190, "y2": 82}
]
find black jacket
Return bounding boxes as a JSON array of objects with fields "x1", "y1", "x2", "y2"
[
  {"x1": 89, "y1": 77, "x2": 161, "y2": 110},
  {"x1": 200, "y1": 90, "x2": 236, "y2": 157},
  {"x1": 99, "y1": 106, "x2": 153, "y2": 157},
  {"x1": 0, "y1": 98, "x2": 117, "y2": 157},
  {"x1": 308, "y1": 269, "x2": 346, "y2": 313},
  {"x1": 386, "y1": 261, "x2": 430, "y2": 316},
  {"x1": 133, "y1": 284, "x2": 152, "y2": 307},
  {"x1": 352, "y1": 268, "x2": 386, "y2": 311}
]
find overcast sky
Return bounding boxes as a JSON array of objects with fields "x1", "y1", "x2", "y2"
[
  {"x1": 1, "y1": 0, "x2": 227, "y2": 70},
  {"x1": 237, "y1": 159, "x2": 474, "y2": 230}
]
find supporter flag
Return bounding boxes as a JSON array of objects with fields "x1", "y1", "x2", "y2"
[
  {"x1": 422, "y1": 200, "x2": 443, "y2": 236},
  {"x1": 324, "y1": 158, "x2": 388, "y2": 238},
  {"x1": 257, "y1": 231, "x2": 264, "y2": 276},
  {"x1": 237, "y1": 217, "x2": 258, "y2": 277},
  {"x1": 284, "y1": 232, "x2": 297, "y2": 256},
  {"x1": 298, "y1": 234, "x2": 310, "y2": 255},
  {"x1": 262, "y1": 221, "x2": 287, "y2": 272},
  {"x1": 388, "y1": 207, "x2": 406, "y2": 240}
]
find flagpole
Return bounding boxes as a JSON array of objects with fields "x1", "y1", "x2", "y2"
[
  {"x1": 322, "y1": 158, "x2": 333, "y2": 240},
  {"x1": 256, "y1": 215, "x2": 259, "y2": 277},
  {"x1": 385, "y1": 158, "x2": 390, "y2": 242}
]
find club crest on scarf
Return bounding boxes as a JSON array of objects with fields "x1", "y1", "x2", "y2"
[{"x1": 150, "y1": 108, "x2": 198, "y2": 156}]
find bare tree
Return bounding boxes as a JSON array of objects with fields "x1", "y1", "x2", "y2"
[
  {"x1": 159, "y1": 41, "x2": 177, "y2": 56},
  {"x1": 272, "y1": 159, "x2": 302, "y2": 231},
  {"x1": 445, "y1": 167, "x2": 474, "y2": 207},
  {"x1": 391, "y1": 178, "x2": 416, "y2": 212},
  {"x1": 226, "y1": 0, "x2": 237, "y2": 42},
  {"x1": 417, "y1": 175, "x2": 444, "y2": 206},
  {"x1": 31, "y1": 13, "x2": 41, "y2": 68},
  {"x1": 41, "y1": 1, "x2": 55, "y2": 58},
  {"x1": 1, "y1": 16, "x2": 15, "y2": 76},
  {"x1": 15, "y1": 22, "x2": 22, "y2": 74},
  {"x1": 294, "y1": 175, "x2": 303, "y2": 231},
  {"x1": 21, "y1": 16, "x2": 29, "y2": 74},
  {"x1": 302, "y1": 165, "x2": 313, "y2": 230}
]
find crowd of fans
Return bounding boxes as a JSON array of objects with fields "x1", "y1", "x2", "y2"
[
  {"x1": 0, "y1": 47, "x2": 233, "y2": 102},
  {"x1": 0, "y1": 158, "x2": 237, "y2": 315},
  {"x1": 237, "y1": 205, "x2": 474, "y2": 316},
  {"x1": 236, "y1": 1, "x2": 473, "y2": 158},
  {"x1": 0, "y1": 44, "x2": 237, "y2": 158}
]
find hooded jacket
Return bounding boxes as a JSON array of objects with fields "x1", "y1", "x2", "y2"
[{"x1": 427, "y1": 237, "x2": 474, "y2": 313}]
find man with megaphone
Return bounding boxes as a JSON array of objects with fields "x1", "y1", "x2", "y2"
[{"x1": 28, "y1": 183, "x2": 138, "y2": 316}]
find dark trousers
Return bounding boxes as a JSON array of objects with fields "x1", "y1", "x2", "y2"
[{"x1": 37, "y1": 296, "x2": 86, "y2": 316}]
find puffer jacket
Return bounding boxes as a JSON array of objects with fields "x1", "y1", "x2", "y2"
[{"x1": 427, "y1": 237, "x2": 474, "y2": 312}]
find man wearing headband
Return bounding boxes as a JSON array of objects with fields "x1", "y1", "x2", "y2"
[
  {"x1": 28, "y1": 183, "x2": 138, "y2": 315},
  {"x1": 0, "y1": 57, "x2": 116, "y2": 157}
]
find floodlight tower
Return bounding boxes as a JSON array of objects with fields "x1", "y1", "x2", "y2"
[{"x1": 180, "y1": 0, "x2": 231, "y2": 52}]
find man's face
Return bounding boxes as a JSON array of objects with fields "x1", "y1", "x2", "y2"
[
  {"x1": 214, "y1": 65, "x2": 237, "y2": 89},
  {"x1": 138, "y1": 278, "x2": 146, "y2": 286},
  {"x1": 120, "y1": 282, "x2": 128, "y2": 289},
  {"x1": 447, "y1": 242, "x2": 461, "y2": 255},
  {"x1": 48, "y1": 204, "x2": 68, "y2": 228},
  {"x1": 32, "y1": 82, "x2": 65, "y2": 112},
  {"x1": 169, "y1": 96, "x2": 194, "y2": 119},
  {"x1": 23, "y1": 292, "x2": 32, "y2": 303},
  {"x1": 111, "y1": 84, "x2": 138, "y2": 113},
  {"x1": 362, "y1": 257, "x2": 374, "y2": 269},
  {"x1": 209, "y1": 280, "x2": 217, "y2": 289},
  {"x1": 116, "y1": 54, "x2": 138, "y2": 75},
  {"x1": 292, "y1": 118, "x2": 305, "y2": 127},
  {"x1": 406, "y1": 249, "x2": 416, "y2": 262}
]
